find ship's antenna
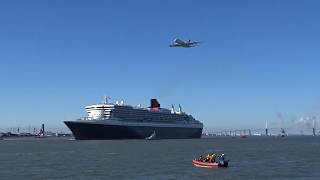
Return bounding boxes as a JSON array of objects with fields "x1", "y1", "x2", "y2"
[
  {"x1": 178, "y1": 104, "x2": 182, "y2": 113},
  {"x1": 313, "y1": 117, "x2": 316, "y2": 136},
  {"x1": 265, "y1": 120, "x2": 268, "y2": 136},
  {"x1": 171, "y1": 104, "x2": 175, "y2": 114},
  {"x1": 104, "y1": 95, "x2": 110, "y2": 104}
]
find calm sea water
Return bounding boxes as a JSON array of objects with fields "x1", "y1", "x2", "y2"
[{"x1": 0, "y1": 136, "x2": 319, "y2": 180}]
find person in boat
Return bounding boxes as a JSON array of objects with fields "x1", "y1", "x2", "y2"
[
  {"x1": 218, "y1": 154, "x2": 225, "y2": 164},
  {"x1": 205, "y1": 154, "x2": 210, "y2": 162},
  {"x1": 211, "y1": 153, "x2": 216, "y2": 163},
  {"x1": 206, "y1": 153, "x2": 214, "y2": 162},
  {"x1": 198, "y1": 155, "x2": 204, "y2": 162},
  {"x1": 205, "y1": 153, "x2": 215, "y2": 163}
]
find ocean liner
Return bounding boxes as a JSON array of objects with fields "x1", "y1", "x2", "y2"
[{"x1": 64, "y1": 97, "x2": 203, "y2": 140}]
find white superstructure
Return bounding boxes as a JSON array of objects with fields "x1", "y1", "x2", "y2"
[{"x1": 83, "y1": 97, "x2": 200, "y2": 125}]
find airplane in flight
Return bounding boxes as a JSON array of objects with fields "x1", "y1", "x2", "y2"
[{"x1": 169, "y1": 38, "x2": 200, "y2": 48}]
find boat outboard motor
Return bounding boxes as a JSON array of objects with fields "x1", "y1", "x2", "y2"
[{"x1": 218, "y1": 160, "x2": 228, "y2": 167}]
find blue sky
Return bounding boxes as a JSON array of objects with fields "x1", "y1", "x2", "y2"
[{"x1": 1, "y1": 0, "x2": 320, "y2": 132}]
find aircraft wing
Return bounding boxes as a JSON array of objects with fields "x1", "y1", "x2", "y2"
[
  {"x1": 190, "y1": 41, "x2": 200, "y2": 45},
  {"x1": 170, "y1": 44, "x2": 180, "y2": 47}
]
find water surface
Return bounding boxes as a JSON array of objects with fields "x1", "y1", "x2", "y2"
[{"x1": 0, "y1": 136, "x2": 319, "y2": 179}]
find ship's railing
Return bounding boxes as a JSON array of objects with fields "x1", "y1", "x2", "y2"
[{"x1": 77, "y1": 116, "x2": 114, "y2": 121}]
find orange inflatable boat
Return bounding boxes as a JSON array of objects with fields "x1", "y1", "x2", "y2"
[{"x1": 192, "y1": 159, "x2": 228, "y2": 168}]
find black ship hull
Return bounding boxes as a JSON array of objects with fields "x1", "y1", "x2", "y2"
[{"x1": 64, "y1": 121, "x2": 203, "y2": 140}]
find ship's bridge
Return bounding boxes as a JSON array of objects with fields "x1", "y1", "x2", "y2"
[{"x1": 85, "y1": 104, "x2": 114, "y2": 120}]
